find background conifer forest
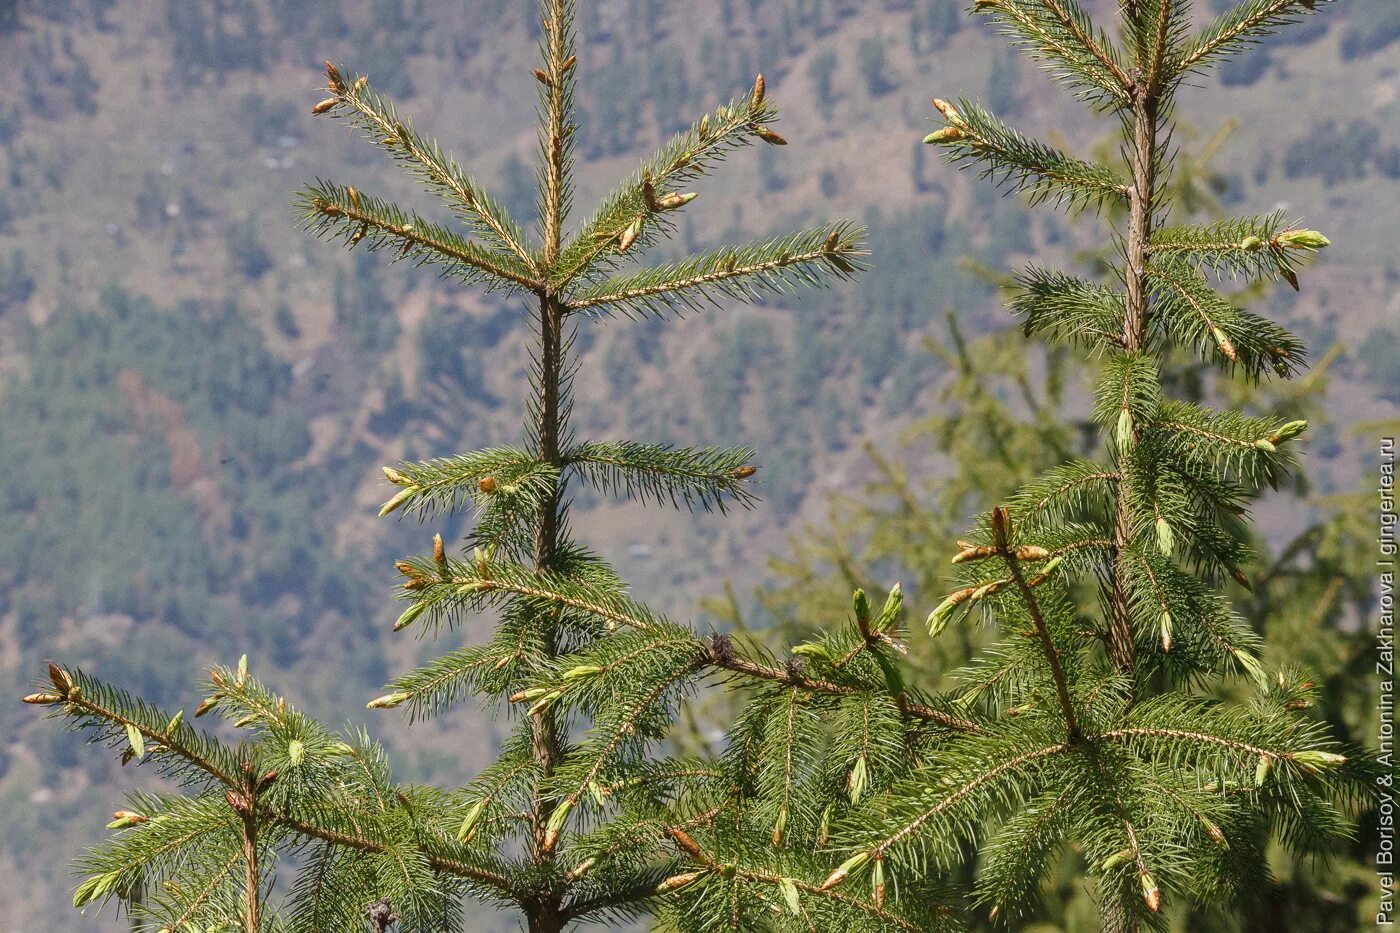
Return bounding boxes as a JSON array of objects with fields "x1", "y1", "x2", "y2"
[{"x1": 0, "y1": 0, "x2": 1396, "y2": 929}]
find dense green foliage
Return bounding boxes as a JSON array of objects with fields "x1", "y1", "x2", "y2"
[{"x1": 8, "y1": 1, "x2": 1388, "y2": 930}]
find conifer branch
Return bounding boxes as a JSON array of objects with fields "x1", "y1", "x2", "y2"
[
  {"x1": 706, "y1": 636, "x2": 982, "y2": 733},
  {"x1": 1176, "y1": 0, "x2": 1333, "y2": 74},
  {"x1": 994, "y1": 510, "x2": 1081, "y2": 739},
  {"x1": 925, "y1": 100, "x2": 1129, "y2": 208},
  {"x1": 273, "y1": 812, "x2": 515, "y2": 891},
  {"x1": 565, "y1": 442, "x2": 759, "y2": 511},
  {"x1": 378, "y1": 447, "x2": 555, "y2": 520},
  {"x1": 552, "y1": 92, "x2": 786, "y2": 288},
  {"x1": 1148, "y1": 260, "x2": 1307, "y2": 379},
  {"x1": 859, "y1": 741, "x2": 1070, "y2": 864},
  {"x1": 565, "y1": 224, "x2": 865, "y2": 318},
  {"x1": 1011, "y1": 267, "x2": 1128, "y2": 348},
  {"x1": 299, "y1": 182, "x2": 541, "y2": 290},
  {"x1": 972, "y1": 0, "x2": 1133, "y2": 104},
  {"x1": 1147, "y1": 212, "x2": 1314, "y2": 281},
  {"x1": 316, "y1": 70, "x2": 536, "y2": 267}
]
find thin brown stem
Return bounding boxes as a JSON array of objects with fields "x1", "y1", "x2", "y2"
[
  {"x1": 240, "y1": 800, "x2": 260, "y2": 933},
  {"x1": 1002, "y1": 547, "x2": 1080, "y2": 740},
  {"x1": 706, "y1": 641, "x2": 982, "y2": 733}
]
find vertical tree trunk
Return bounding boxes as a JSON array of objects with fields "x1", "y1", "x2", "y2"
[{"x1": 1108, "y1": 83, "x2": 1160, "y2": 687}]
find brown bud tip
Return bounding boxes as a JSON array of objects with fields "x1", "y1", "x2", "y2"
[
  {"x1": 225, "y1": 790, "x2": 250, "y2": 814},
  {"x1": 394, "y1": 560, "x2": 417, "y2": 577},
  {"x1": 320, "y1": 202, "x2": 342, "y2": 216},
  {"x1": 23, "y1": 693, "x2": 63, "y2": 705},
  {"x1": 347, "y1": 186, "x2": 361, "y2": 210},
  {"x1": 952, "y1": 546, "x2": 996, "y2": 565},
  {"x1": 667, "y1": 827, "x2": 706, "y2": 861},
  {"x1": 729, "y1": 465, "x2": 757, "y2": 479},
  {"x1": 477, "y1": 475, "x2": 499, "y2": 494},
  {"x1": 257, "y1": 770, "x2": 279, "y2": 792},
  {"x1": 753, "y1": 125, "x2": 787, "y2": 145},
  {"x1": 433, "y1": 533, "x2": 446, "y2": 565},
  {"x1": 325, "y1": 61, "x2": 343, "y2": 87},
  {"x1": 990, "y1": 506, "x2": 1010, "y2": 548},
  {"x1": 1231, "y1": 568, "x2": 1253, "y2": 591},
  {"x1": 561, "y1": 55, "x2": 577, "y2": 73},
  {"x1": 542, "y1": 827, "x2": 560, "y2": 853},
  {"x1": 508, "y1": 690, "x2": 530, "y2": 703},
  {"x1": 533, "y1": 68, "x2": 552, "y2": 87},
  {"x1": 312, "y1": 98, "x2": 337, "y2": 115},
  {"x1": 656, "y1": 870, "x2": 705, "y2": 894},
  {"x1": 931, "y1": 98, "x2": 960, "y2": 122},
  {"x1": 48, "y1": 662, "x2": 73, "y2": 694},
  {"x1": 752, "y1": 73, "x2": 766, "y2": 106}
]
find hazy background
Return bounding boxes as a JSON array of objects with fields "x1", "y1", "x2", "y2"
[{"x1": 0, "y1": 0, "x2": 1397, "y2": 928}]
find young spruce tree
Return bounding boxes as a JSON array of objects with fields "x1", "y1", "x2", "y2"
[
  {"x1": 26, "y1": 1, "x2": 867, "y2": 930},
  {"x1": 900, "y1": 0, "x2": 1373, "y2": 927},
  {"x1": 27, "y1": 1, "x2": 1377, "y2": 931}
]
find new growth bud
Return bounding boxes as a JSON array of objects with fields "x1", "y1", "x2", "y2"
[
  {"x1": 923, "y1": 126, "x2": 966, "y2": 144},
  {"x1": 1268, "y1": 420, "x2": 1308, "y2": 445},
  {"x1": 379, "y1": 487, "x2": 416, "y2": 518},
  {"x1": 1141, "y1": 872, "x2": 1161, "y2": 912},
  {"x1": 931, "y1": 98, "x2": 963, "y2": 124},
  {"x1": 656, "y1": 192, "x2": 698, "y2": 210},
  {"x1": 752, "y1": 126, "x2": 787, "y2": 145},
  {"x1": 1116, "y1": 407, "x2": 1134, "y2": 450},
  {"x1": 1155, "y1": 517, "x2": 1174, "y2": 557},
  {"x1": 107, "y1": 810, "x2": 147, "y2": 829},
  {"x1": 656, "y1": 871, "x2": 705, "y2": 894},
  {"x1": 394, "y1": 602, "x2": 428, "y2": 632},
  {"x1": 367, "y1": 692, "x2": 411, "y2": 710},
  {"x1": 1275, "y1": 229, "x2": 1330, "y2": 250},
  {"x1": 618, "y1": 217, "x2": 641, "y2": 252},
  {"x1": 1290, "y1": 750, "x2": 1348, "y2": 772},
  {"x1": 820, "y1": 851, "x2": 870, "y2": 891},
  {"x1": 1211, "y1": 325, "x2": 1239, "y2": 363},
  {"x1": 22, "y1": 693, "x2": 63, "y2": 705}
]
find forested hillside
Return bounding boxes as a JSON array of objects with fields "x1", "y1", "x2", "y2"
[{"x1": 1, "y1": 0, "x2": 1397, "y2": 925}]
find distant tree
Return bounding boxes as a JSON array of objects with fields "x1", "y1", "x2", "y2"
[
  {"x1": 1357, "y1": 324, "x2": 1400, "y2": 404},
  {"x1": 808, "y1": 48, "x2": 838, "y2": 116},
  {"x1": 856, "y1": 35, "x2": 893, "y2": 95}
]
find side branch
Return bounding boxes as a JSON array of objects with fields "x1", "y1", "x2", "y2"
[
  {"x1": 706, "y1": 636, "x2": 981, "y2": 733},
  {"x1": 1177, "y1": 0, "x2": 1328, "y2": 73},
  {"x1": 304, "y1": 188, "x2": 541, "y2": 290},
  {"x1": 322, "y1": 71, "x2": 536, "y2": 267},
  {"x1": 565, "y1": 225, "x2": 864, "y2": 318},
  {"x1": 274, "y1": 811, "x2": 516, "y2": 891},
  {"x1": 995, "y1": 510, "x2": 1080, "y2": 739}
]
